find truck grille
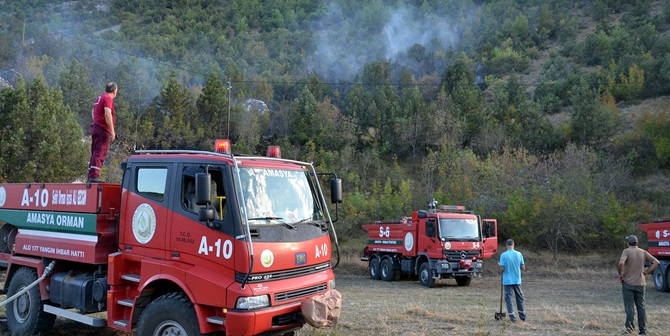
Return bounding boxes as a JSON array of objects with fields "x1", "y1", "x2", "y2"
[
  {"x1": 235, "y1": 262, "x2": 331, "y2": 284},
  {"x1": 274, "y1": 283, "x2": 327, "y2": 303},
  {"x1": 272, "y1": 311, "x2": 304, "y2": 326},
  {"x1": 443, "y1": 250, "x2": 478, "y2": 262}
]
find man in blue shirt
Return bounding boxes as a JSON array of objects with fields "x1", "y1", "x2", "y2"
[{"x1": 499, "y1": 239, "x2": 526, "y2": 322}]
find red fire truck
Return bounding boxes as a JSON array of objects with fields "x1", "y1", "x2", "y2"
[
  {"x1": 0, "y1": 140, "x2": 342, "y2": 335},
  {"x1": 360, "y1": 202, "x2": 498, "y2": 288},
  {"x1": 639, "y1": 220, "x2": 670, "y2": 292}
]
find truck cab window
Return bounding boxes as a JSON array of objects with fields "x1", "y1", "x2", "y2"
[{"x1": 137, "y1": 168, "x2": 168, "y2": 202}]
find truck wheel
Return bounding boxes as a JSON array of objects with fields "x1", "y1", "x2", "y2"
[
  {"x1": 455, "y1": 276, "x2": 472, "y2": 287},
  {"x1": 380, "y1": 259, "x2": 394, "y2": 282},
  {"x1": 6, "y1": 267, "x2": 56, "y2": 335},
  {"x1": 0, "y1": 224, "x2": 17, "y2": 254},
  {"x1": 136, "y1": 292, "x2": 201, "y2": 336},
  {"x1": 654, "y1": 267, "x2": 669, "y2": 292},
  {"x1": 393, "y1": 269, "x2": 401, "y2": 281},
  {"x1": 369, "y1": 257, "x2": 381, "y2": 280},
  {"x1": 419, "y1": 262, "x2": 435, "y2": 288}
]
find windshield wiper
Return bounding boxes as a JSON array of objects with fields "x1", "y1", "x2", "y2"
[
  {"x1": 293, "y1": 218, "x2": 326, "y2": 229},
  {"x1": 248, "y1": 216, "x2": 283, "y2": 221},
  {"x1": 247, "y1": 217, "x2": 296, "y2": 230}
]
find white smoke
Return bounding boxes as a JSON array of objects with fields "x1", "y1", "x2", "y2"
[{"x1": 305, "y1": 2, "x2": 464, "y2": 81}]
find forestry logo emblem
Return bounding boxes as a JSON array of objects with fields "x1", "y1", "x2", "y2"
[{"x1": 132, "y1": 203, "x2": 156, "y2": 244}]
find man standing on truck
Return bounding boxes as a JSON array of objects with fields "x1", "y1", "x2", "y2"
[
  {"x1": 499, "y1": 239, "x2": 526, "y2": 323},
  {"x1": 618, "y1": 234, "x2": 659, "y2": 335},
  {"x1": 88, "y1": 82, "x2": 117, "y2": 183}
]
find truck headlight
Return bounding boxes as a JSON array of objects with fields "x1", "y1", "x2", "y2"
[
  {"x1": 328, "y1": 279, "x2": 336, "y2": 289},
  {"x1": 236, "y1": 295, "x2": 270, "y2": 310}
]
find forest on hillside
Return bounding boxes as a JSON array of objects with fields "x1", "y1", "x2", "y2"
[{"x1": 1, "y1": 0, "x2": 670, "y2": 256}]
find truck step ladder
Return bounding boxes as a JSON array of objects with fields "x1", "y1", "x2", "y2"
[
  {"x1": 113, "y1": 319, "x2": 129, "y2": 328},
  {"x1": 117, "y1": 299, "x2": 134, "y2": 307},
  {"x1": 120, "y1": 273, "x2": 141, "y2": 282},
  {"x1": 111, "y1": 272, "x2": 141, "y2": 331},
  {"x1": 207, "y1": 316, "x2": 225, "y2": 325},
  {"x1": 43, "y1": 304, "x2": 106, "y2": 327}
]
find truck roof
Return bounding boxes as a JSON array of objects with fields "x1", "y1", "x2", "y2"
[{"x1": 128, "y1": 150, "x2": 310, "y2": 170}]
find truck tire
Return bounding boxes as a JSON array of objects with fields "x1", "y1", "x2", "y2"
[
  {"x1": 654, "y1": 267, "x2": 669, "y2": 292},
  {"x1": 393, "y1": 269, "x2": 401, "y2": 281},
  {"x1": 136, "y1": 292, "x2": 201, "y2": 336},
  {"x1": 380, "y1": 259, "x2": 394, "y2": 282},
  {"x1": 6, "y1": 267, "x2": 56, "y2": 336},
  {"x1": 369, "y1": 257, "x2": 381, "y2": 280},
  {"x1": 455, "y1": 276, "x2": 472, "y2": 287},
  {"x1": 419, "y1": 262, "x2": 435, "y2": 288}
]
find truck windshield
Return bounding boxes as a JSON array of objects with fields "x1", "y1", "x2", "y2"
[
  {"x1": 439, "y1": 218, "x2": 480, "y2": 241},
  {"x1": 238, "y1": 167, "x2": 324, "y2": 225}
]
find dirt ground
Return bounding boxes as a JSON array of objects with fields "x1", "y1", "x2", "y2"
[
  {"x1": 297, "y1": 273, "x2": 670, "y2": 336},
  {"x1": 1, "y1": 270, "x2": 668, "y2": 336}
]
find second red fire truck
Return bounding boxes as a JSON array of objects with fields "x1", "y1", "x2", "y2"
[
  {"x1": 361, "y1": 201, "x2": 498, "y2": 288},
  {"x1": 639, "y1": 220, "x2": 670, "y2": 293}
]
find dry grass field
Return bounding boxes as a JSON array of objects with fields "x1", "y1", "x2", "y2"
[
  {"x1": 298, "y1": 249, "x2": 670, "y2": 336},
  {"x1": 0, "y1": 249, "x2": 668, "y2": 336}
]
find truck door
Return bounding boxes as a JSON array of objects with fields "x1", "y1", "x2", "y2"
[
  {"x1": 481, "y1": 219, "x2": 498, "y2": 258},
  {"x1": 170, "y1": 164, "x2": 237, "y2": 265},
  {"x1": 420, "y1": 218, "x2": 441, "y2": 259},
  {"x1": 120, "y1": 164, "x2": 173, "y2": 259}
]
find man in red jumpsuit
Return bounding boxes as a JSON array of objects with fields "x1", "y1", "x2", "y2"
[{"x1": 88, "y1": 82, "x2": 117, "y2": 183}]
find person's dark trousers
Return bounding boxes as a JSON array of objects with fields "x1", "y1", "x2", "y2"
[
  {"x1": 622, "y1": 282, "x2": 646, "y2": 334},
  {"x1": 504, "y1": 284, "x2": 526, "y2": 322},
  {"x1": 88, "y1": 123, "x2": 110, "y2": 180}
]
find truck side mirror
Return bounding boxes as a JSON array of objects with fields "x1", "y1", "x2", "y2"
[
  {"x1": 199, "y1": 208, "x2": 216, "y2": 222},
  {"x1": 195, "y1": 173, "x2": 211, "y2": 206},
  {"x1": 485, "y1": 222, "x2": 492, "y2": 238},
  {"x1": 330, "y1": 178, "x2": 342, "y2": 204},
  {"x1": 426, "y1": 219, "x2": 436, "y2": 238}
]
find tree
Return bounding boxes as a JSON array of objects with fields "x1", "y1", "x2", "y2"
[
  {"x1": 446, "y1": 73, "x2": 485, "y2": 144},
  {"x1": 534, "y1": 192, "x2": 588, "y2": 262},
  {"x1": 604, "y1": 61, "x2": 645, "y2": 101},
  {"x1": 397, "y1": 83, "x2": 428, "y2": 160},
  {"x1": 196, "y1": 73, "x2": 228, "y2": 139},
  {"x1": 314, "y1": 98, "x2": 357, "y2": 151},
  {"x1": 57, "y1": 59, "x2": 96, "y2": 131},
  {"x1": 291, "y1": 86, "x2": 319, "y2": 146},
  {"x1": 0, "y1": 77, "x2": 87, "y2": 182},
  {"x1": 441, "y1": 55, "x2": 476, "y2": 96},
  {"x1": 569, "y1": 80, "x2": 622, "y2": 148},
  {"x1": 143, "y1": 73, "x2": 200, "y2": 149}
]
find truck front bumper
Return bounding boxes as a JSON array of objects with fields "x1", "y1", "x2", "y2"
[
  {"x1": 225, "y1": 301, "x2": 304, "y2": 336},
  {"x1": 436, "y1": 259, "x2": 483, "y2": 274}
]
